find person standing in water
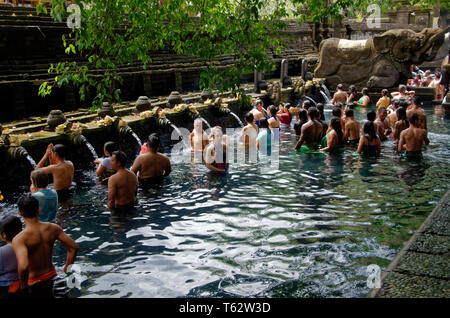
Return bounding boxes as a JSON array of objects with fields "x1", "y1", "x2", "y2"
[
  {"x1": 357, "y1": 121, "x2": 381, "y2": 156},
  {"x1": 346, "y1": 85, "x2": 358, "y2": 104},
  {"x1": 331, "y1": 84, "x2": 348, "y2": 106},
  {"x1": 343, "y1": 109, "x2": 360, "y2": 145},
  {"x1": 250, "y1": 99, "x2": 265, "y2": 128},
  {"x1": 30, "y1": 169, "x2": 58, "y2": 223},
  {"x1": 205, "y1": 127, "x2": 228, "y2": 173},
  {"x1": 398, "y1": 113, "x2": 429, "y2": 158},
  {"x1": 294, "y1": 107, "x2": 323, "y2": 152},
  {"x1": 9, "y1": 194, "x2": 78, "y2": 296},
  {"x1": 0, "y1": 216, "x2": 22, "y2": 298},
  {"x1": 35, "y1": 144, "x2": 74, "y2": 197},
  {"x1": 109, "y1": 151, "x2": 138, "y2": 209},
  {"x1": 392, "y1": 107, "x2": 409, "y2": 143},
  {"x1": 376, "y1": 89, "x2": 391, "y2": 110},
  {"x1": 355, "y1": 88, "x2": 370, "y2": 107},
  {"x1": 294, "y1": 109, "x2": 308, "y2": 137},
  {"x1": 131, "y1": 134, "x2": 172, "y2": 181},
  {"x1": 239, "y1": 112, "x2": 258, "y2": 159},
  {"x1": 321, "y1": 117, "x2": 345, "y2": 153},
  {"x1": 256, "y1": 118, "x2": 272, "y2": 156},
  {"x1": 406, "y1": 96, "x2": 427, "y2": 131},
  {"x1": 94, "y1": 141, "x2": 117, "y2": 180}
]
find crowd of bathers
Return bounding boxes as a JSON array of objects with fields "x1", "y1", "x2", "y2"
[{"x1": 0, "y1": 79, "x2": 439, "y2": 298}]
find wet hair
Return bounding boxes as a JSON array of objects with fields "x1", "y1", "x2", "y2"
[
  {"x1": 362, "y1": 87, "x2": 369, "y2": 95},
  {"x1": 17, "y1": 194, "x2": 40, "y2": 219},
  {"x1": 337, "y1": 84, "x2": 343, "y2": 90},
  {"x1": 393, "y1": 100, "x2": 400, "y2": 108},
  {"x1": 330, "y1": 117, "x2": 343, "y2": 144},
  {"x1": 147, "y1": 133, "x2": 161, "y2": 149},
  {"x1": 52, "y1": 144, "x2": 67, "y2": 159},
  {"x1": 259, "y1": 117, "x2": 269, "y2": 129},
  {"x1": 0, "y1": 216, "x2": 22, "y2": 242},
  {"x1": 410, "y1": 113, "x2": 420, "y2": 125},
  {"x1": 399, "y1": 84, "x2": 407, "y2": 92},
  {"x1": 363, "y1": 121, "x2": 377, "y2": 142},
  {"x1": 284, "y1": 103, "x2": 291, "y2": 110},
  {"x1": 332, "y1": 107, "x2": 342, "y2": 118},
  {"x1": 367, "y1": 110, "x2": 376, "y2": 122},
  {"x1": 104, "y1": 141, "x2": 117, "y2": 155},
  {"x1": 345, "y1": 109, "x2": 354, "y2": 118},
  {"x1": 112, "y1": 150, "x2": 127, "y2": 167},
  {"x1": 349, "y1": 85, "x2": 357, "y2": 94},
  {"x1": 413, "y1": 96, "x2": 422, "y2": 107},
  {"x1": 30, "y1": 169, "x2": 49, "y2": 189},
  {"x1": 245, "y1": 112, "x2": 254, "y2": 123},
  {"x1": 298, "y1": 109, "x2": 308, "y2": 121},
  {"x1": 307, "y1": 107, "x2": 319, "y2": 119},
  {"x1": 268, "y1": 105, "x2": 277, "y2": 116},
  {"x1": 255, "y1": 99, "x2": 263, "y2": 107},
  {"x1": 302, "y1": 100, "x2": 312, "y2": 110},
  {"x1": 381, "y1": 89, "x2": 389, "y2": 96},
  {"x1": 316, "y1": 103, "x2": 325, "y2": 120},
  {"x1": 396, "y1": 107, "x2": 409, "y2": 128},
  {"x1": 399, "y1": 100, "x2": 409, "y2": 109}
]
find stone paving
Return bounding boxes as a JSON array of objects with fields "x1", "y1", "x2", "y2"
[{"x1": 368, "y1": 190, "x2": 450, "y2": 298}]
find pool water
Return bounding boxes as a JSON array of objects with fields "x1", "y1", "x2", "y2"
[{"x1": 0, "y1": 106, "x2": 449, "y2": 298}]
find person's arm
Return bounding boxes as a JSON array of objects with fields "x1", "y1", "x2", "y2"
[
  {"x1": 391, "y1": 92, "x2": 400, "y2": 97},
  {"x1": 96, "y1": 163, "x2": 106, "y2": 177},
  {"x1": 54, "y1": 225, "x2": 79, "y2": 273},
  {"x1": 343, "y1": 123, "x2": 349, "y2": 141},
  {"x1": 294, "y1": 127, "x2": 306, "y2": 150},
  {"x1": 130, "y1": 157, "x2": 140, "y2": 175},
  {"x1": 238, "y1": 127, "x2": 246, "y2": 142},
  {"x1": 423, "y1": 131, "x2": 430, "y2": 146},
  {"x1": 377, "y1": 138, "x2": 382, "y2": 152},
  {"x1": 107, "y1": 177, "x2": 116, "y2": 209},
  {"x1": 12, "y1": 236, "x2": 29, "y2": 290},
  {"x1": 398, "y1": 131, "x2": 405, "y2": 152},
  {"x1": 356, "y1": 136, "x2": 365, "y2": 153},
  {"x1": 376, "y1": 98, "x2": 382, "y2": 108},
  {"x1": 204, "y1": 145, "x2": 224, "y2": 172},
  {"x1": 163, "y1": 158, "x2": 172, "y2": 177},
  {"x1": 36, "y1": 144, "x2": 53, "y2": 169}
]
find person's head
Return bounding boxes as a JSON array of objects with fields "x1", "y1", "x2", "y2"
[
  {"x1": 268, "y1": 105, "x2": 277, "y2": 116},
  {"x1": 302, "y1": 100, "x2": 312, "y2": 110},
  {"x1": 332, "y1": 106, "x2": 342, "y2": 118},
  {"x1": 396, "y1": 106, "x2": 408, "y2": 122},
  {"x1": 378, "y1": 106, "x2": 387, "y2": 120},
  {"x1": 0, "y1": 216, "x2": 22, "y2": 242},
  {"x1": 337, "y1": 84, "x2": 344, "y2": 91},
  {"x1": 30, "y1": 169, "x2": 49, "y2": 189},
  {"x1": 284, "y1": 103, "x2": 291, "y2": 113},
  {"x1": 111, "y1": 150, "x2": 127, "y2": 170},
  {"x1": 307, "y1": 107, "x2": 318, "y2": 120},
  {"x1": 435, "y1": 70, "x2": 441, "y2": 78},
  {"x1": 426, "y1": 76, "x2": 433, "y2": 83},
  {"x1": 367, "y1": 110, "x2": 376, "y2": 122},
  {"x1": 51, "y1": 144, "x2": 67, "y2": 160},
  {"x1": 413, "y1": 96, "x2": 422, "y2": 107},
  {"x1": 103, "y1": 141, "x2": 117, "y2": 157},
  {"x1": 381, "y1": 89, "x2": 389, "y2": 97},
  {"x1": 361, "y1": 87, "x2": 369, "y2": 96},
  {"x1": 210, "y1": 126, "x2": 223, "y2": 143},
  {"x1": 399, "y1": 99, "x2": 409, "y2": 109},
  {"x1": 415, "y1": 73, "x2": 422, "y2": 80},
  {"x1": 259, "y1": 117, "x2": 269, "y2": 129},
  {"x1": 298, "y1": 109, "x2": 308, "y2": 122},
  {"x1": 349, "y1": 85, "x2": 357, "y2": 95},
  {"x1": 255, "y1": 99, "x2": 263, "y2": 110},
  {"x1": 363, "y1": 121, "x2": 377, "y2": 141},
  {"x1": 399, "y1": 84, "x2": 407, "y2": 93},
  {"x1": 316, "y1": 103, "x2": 325, "y2": 120},
  {"x1": 245, "y1": 112, "x2": 254, "y2": 124},
  {"x1": 424, "y1": 70, "x2": 431, "y2": 77},
  {"x1": 345, "y1": 109, "x2": 354, "y2": 119},
  {"x1": 194, "y1": 118, "x2": 203, "y2": 131},
  {"x1": 147, "y1": 133, "x2": 161, "y2": 150},
  {"x1": 330, "y1": 117, "x2": 343, "y2": 143},
  {"x1": 393, "y1": 100, "x2": 400, "y2": 109},
  {"x1": 17, "y1": 194, "x2": 40, "y2": 219},
  {"x1": 410, "y1": 113, "x2": 420, "y2": 126}
]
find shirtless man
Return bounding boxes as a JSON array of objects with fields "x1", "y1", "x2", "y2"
[
  {"x1": 429, "y1": 71, "x2": 445, "y2": 100},
  {"x1": 131, "y1": 134, "x2": 172, "y2": 181},
  {"x1": 387, "y1": 100, "x2": 401, "y2": 128},
  {"x1": 375, "y1": 106, "x2": 391, "y2": 141},
  {"x1": 331, "y1": 84, "x2": 348, "y2": 106},
  {"x1": 250, "y1": 99, "x2": 265, "y2": 128},
  {"x1": 398, "y1": 113, "x2": 429, "y2": 156},
  {"x1": 190, "y1": 118, "x2": 209, "y2": 153},
  {"x1": 10, "y1": 194, "x2": 78, "y2": 295},
  {"x1": 343, "y1": 109, "x2": 360, "y2": 145},
  {"x1": 108, "y1": 151, "x2": 138, "y2": 209},
  {"x1": 35, "y1": 144, "x2": 74, "y2": 192},
  {"x1": 406, "y1": 96, "x2": 427, "y2": 131},
  {"x1": 205, "y1": 127, "x2": 228, "y2": 173},
  {"x1": 294, "y1": 107, "x2": 323, "y2": 151},
  {"x1": 391, "y1": 84, "x2": 415, "y2": 101}
]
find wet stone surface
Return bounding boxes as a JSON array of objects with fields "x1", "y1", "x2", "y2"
[{"x1": 371, "y1": 190, "x2": 450, "y2": 298}]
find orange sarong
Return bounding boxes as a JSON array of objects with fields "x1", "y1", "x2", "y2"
[{"x1": 8, "y1": 269, "x2": 57, "y2": 293}]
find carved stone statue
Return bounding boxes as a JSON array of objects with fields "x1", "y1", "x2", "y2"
[{"x1": 314, "y1": 28, "x2": 449, "y2": 89}]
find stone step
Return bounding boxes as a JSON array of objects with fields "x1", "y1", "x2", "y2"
[{"x1": 0, "y1": 18, "x2": 65, "y2": 26}]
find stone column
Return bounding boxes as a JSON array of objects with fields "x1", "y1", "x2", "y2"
[
  {"x1": 301, "y1": 59, "x2": 308, "y2": 80},
  {"x1": 280, "y1": 59, "x2": 288, "y2": 85},
  {"x1": 175, "y1": 72, "x2": 183, "y2": 92},
  {"x1": 254, "y1": 69, "x2": 264, "y2": 93}
]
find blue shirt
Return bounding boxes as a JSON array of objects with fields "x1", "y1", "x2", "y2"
[
  {"x1": 32, "y1": 189, "x2": 58, "y2": 222},
  {"x1": 256, "y1": 128, "x2": 272, "y2": 156},
  {"x1": 0, "y1": 244, "x2": 18, "y2": 287}
]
